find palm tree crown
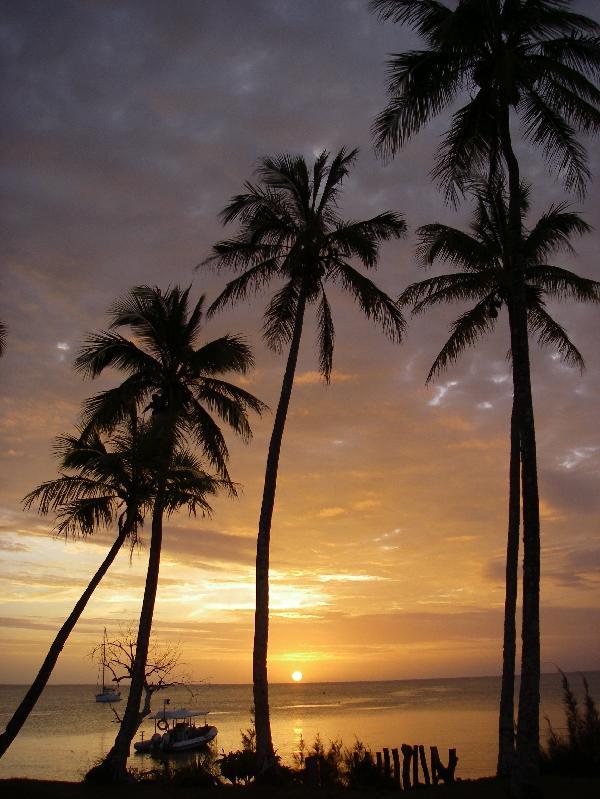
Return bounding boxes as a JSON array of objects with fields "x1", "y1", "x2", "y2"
[
  {"x1": 401, "y1": 179, "x2": 600, "y2": 376},
  {"x1": 371, "y1": 0, "x2": 600, "y2": 199},
  {"x1": 74, "y1": 285, "x2": 265, "y2": 479},
  {"x1": 203, "y1": 147, "x2": 407, "y2": 376},
  {"x1": 23, "y1": 418, "x2": 225, "y2": 542}
]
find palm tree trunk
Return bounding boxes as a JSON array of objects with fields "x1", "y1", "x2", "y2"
[
  {"x1": 0, "y1": 517, "x2": 134, "y2": 759},
  {"x1": 254, "y1": 290, "x2": 307, "y2": 777},
  {"x1": 500, "y1": 110, "x2": 542, "y2": 799},
  {"x1": 88, "y1": 489, "x2": 165, "y2": 783},
  {"x1": 497, "y1": 397, "x2": 520, "y2": 777}
]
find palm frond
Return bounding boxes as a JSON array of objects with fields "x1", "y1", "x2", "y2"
[
  {"x1": 23, "y1": 476, "x2": 117, "y2": 516},
  {"x1": 328, "y1": 212, "x2": 407, "y2": 268},
  {"x1": 186, "y1": 401, "x2": 232, "y2": 480},
  {"x1": 190, "y1": 335, "x2": 255, "y2": 376},
  {"x1": 432, "y1": 92, "x2": 501, "y2": 203},
  {"x1": 523, "y1": 5, "x2": 600, "y2": 38},
  {"x1": 519, "y1": 88, "x2": 590, "y2": 197},
  {"x1": 262, "y1": 280, "x2": 302, "y2": 352},
  {"x1": 207, "y1": 260, "x2": 281, "y2": 315},
  {"x1": 400, "y1": 272, "x2": 497, "y2": 312},
  {"x1": 316, "y1": 146, "x2": 359, "y2": 215},
  {"x1": 526, "y1": 264, "x2": 600, "y2": 303},
  {"x1": 258, "y1": 153, "x2": 311, "y2": 220},
  {"x1": 193, "y1": 376, "x2": 267, "y2": 416},
  {"x1": 316, "y1": 287, "x2": 335, "y2": 383},
  {"x1": 524, "y1": 205, "x2": 591, "y2": 260},
  {"x1": 74, "y1": 332, "x2": 159, "y2": 380},
  {"x1": 527, "y1": 303, "x2": 585, "y2": 371},
  {"x1": 54, "y1": 497, "x2": 116, "y2": 538},
  {"x1": 426, "y1": 295, "x2": 498, "y2": 383},
  {"x1": 369, "y1": 0, "x2": 452, "y2": 40},
  {"x1": 372, "y1": 48, "x2": 464, "y2": 155},
  {"x1": 330, "y1": 261, "x2": 405, "y2": 342},
  {"x1": 416, "y1": 222, "x2": 497, "y2": 270},
  {"x1": 80, "y1": 377, "x2": 151, "y2": 433}
]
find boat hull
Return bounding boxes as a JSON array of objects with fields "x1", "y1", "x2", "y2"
[
  {"x1": 95, "y1": 691, "x2": 121, "y2": 703},
  {"x1": 134, "y1": 725, "x2": 217, "y2": 754},
  {"x1": 167, "y1": 725, "x2": 218, "y2": 752}
]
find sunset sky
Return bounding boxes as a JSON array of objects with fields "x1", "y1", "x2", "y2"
[{"x1": 1, "y1": 0, "x2": 598, "y2": 686}]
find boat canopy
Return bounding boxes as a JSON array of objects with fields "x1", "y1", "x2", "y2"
[{"x1": 149, "y1": 707, "x2": 208, "y2": 720}]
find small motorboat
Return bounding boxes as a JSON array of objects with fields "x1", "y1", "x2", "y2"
[
  {"x1": 134, "y1": 707, "x2": 217, "y2": 754},
  {"x1": 95, "y1": 628, "x2": 121, "y2": 703}
]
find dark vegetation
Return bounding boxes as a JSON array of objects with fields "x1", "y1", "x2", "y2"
[{"x1": 540, "y1": 672, "x2": 600, "y2": 777}]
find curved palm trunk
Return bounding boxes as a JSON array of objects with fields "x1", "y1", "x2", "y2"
[
  {"x1": 254, "y1": 291, "x2": 307, "y2": 777},
  {"x1": 497, "y1": 398, "x2": 520, "y2": 777},
  {"x1": 87, "y1": 489, "x2": 165, "y2": 783},
  {"x1": 0, "y1": 517, "x2": 134, "y2": 759},
  {"x1": 500, "y1": 111, "x2": 542, "y2": 799}
]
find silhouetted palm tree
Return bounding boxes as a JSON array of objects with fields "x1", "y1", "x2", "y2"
[
  {"x1": 0, "y1": 321, "x2": 6, "y2": 356},
  {"x1": 202, "y1": 148, "x2": 406, "y2": 775},
  {"x1": 76, "y1": 285, "x2": 265, "y2": 782},
  {"x1": 0, "y1": 421, "x2": 144, "y2": 759},
  {"x1": 372, "y1": 2, "x2": 599, "y2": 791},
  {"x1": 400, "y1": 179, "x2": 599, "y2": 779},
  {"x1": 0, "y1": 416, "x2": 222, "y2": 759}
]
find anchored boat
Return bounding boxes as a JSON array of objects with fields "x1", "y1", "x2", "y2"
[
  {"x1": 134, "y1": 707, "x2": 217, "y2": 754},
  {"x1": 95, "y1": 628, "x2": 121, "y2": 703}
]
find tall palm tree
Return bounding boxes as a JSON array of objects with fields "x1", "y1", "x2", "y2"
[
  {"x1": 76, "y1": 285, "x2": 265, "y2": 782},
  {"x1": 400, "y1": 179, "x2": 599, "y2": 780},
  {"x1": 201, "y1": 148, "x2": 406, "y2": 775},
  {"x1": 371, "y1": 3, "x2": 599, "y2": 793},
  {"x1": 0, "y1": 320, "x2": 6, "y2": 356}
]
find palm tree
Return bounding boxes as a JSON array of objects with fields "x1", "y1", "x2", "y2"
[
  {"x1": 76, "y1": 285, "x2": 265, "y2": 782},
  {"x1": 371, "y1": 3, "x2": 599, "y2": 792},
  {"x1": 201, "y1": 148, "x2": 406, "y2": 775},
  {"x1": 0, "y1": 320, "x2": 6, "y2": 356},
  {"x1": 0, "y1": 416, "x2": 224, "y2": 760},
  {"x1": 0, "y1": 419, "x2": 147, "y2": 759},
  {"x1": 400, "y1": 179, "x2": 600, "y2": 781}
]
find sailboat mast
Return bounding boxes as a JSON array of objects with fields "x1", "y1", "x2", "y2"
[{"x1": 102, "y1": 627, "x2": 106, "y2": 691}]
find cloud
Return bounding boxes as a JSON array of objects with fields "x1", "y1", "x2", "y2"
[
  {"x1": 428, "y1": 381, "x2": 459, "y2": 407},
  {"x1": 316, "y1": 507, "x2": 346, "y2": 518},
  {"x1": 295, "y1": 370, "x2": 358, "y2": 385}
]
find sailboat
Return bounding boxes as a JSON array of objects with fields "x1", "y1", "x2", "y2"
[{"x1": 95, "y1": 628, "x2": 121, "y2": 703}]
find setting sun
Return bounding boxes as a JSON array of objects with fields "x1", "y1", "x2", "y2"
[{"x1": 291, "y1": 671, "x2": 303, "y2": 682}]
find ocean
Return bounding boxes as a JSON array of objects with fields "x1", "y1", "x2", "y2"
[{"x1": 1, "y1": 672, "x2": 598, "y2": 782}]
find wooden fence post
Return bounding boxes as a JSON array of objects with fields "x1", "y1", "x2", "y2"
[
  {"x1": 430, "y1": 746, "x2": 458, "y2": 784},
  {"x1": 419, "y1": 744, "x2": 431, "y2": 785},
  {"x1": 412, "y1": 742, "x2": 420, "y2": 787},
  {"x1": 401, "y1": 744, "x2": 413, "y2": 790},
  {"x1": 392, "y1": 747, "x2": 402, "y2": 790},
  {"x1": 383, "y1": 747, "x2": 391, "y2": 781}
]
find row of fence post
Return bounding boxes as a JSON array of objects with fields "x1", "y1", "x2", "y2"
[{"x1": 303, "y1": 744, "x2": 458, "y2": 790}]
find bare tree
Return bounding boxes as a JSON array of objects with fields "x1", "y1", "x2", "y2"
[{"x1": 92, "y1": 626, "x2": 196, "y2": 735}]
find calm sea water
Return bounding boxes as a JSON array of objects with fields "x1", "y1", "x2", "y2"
[{"x1": 1, "y1": 673, "x2": 598, "y2": 781}]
